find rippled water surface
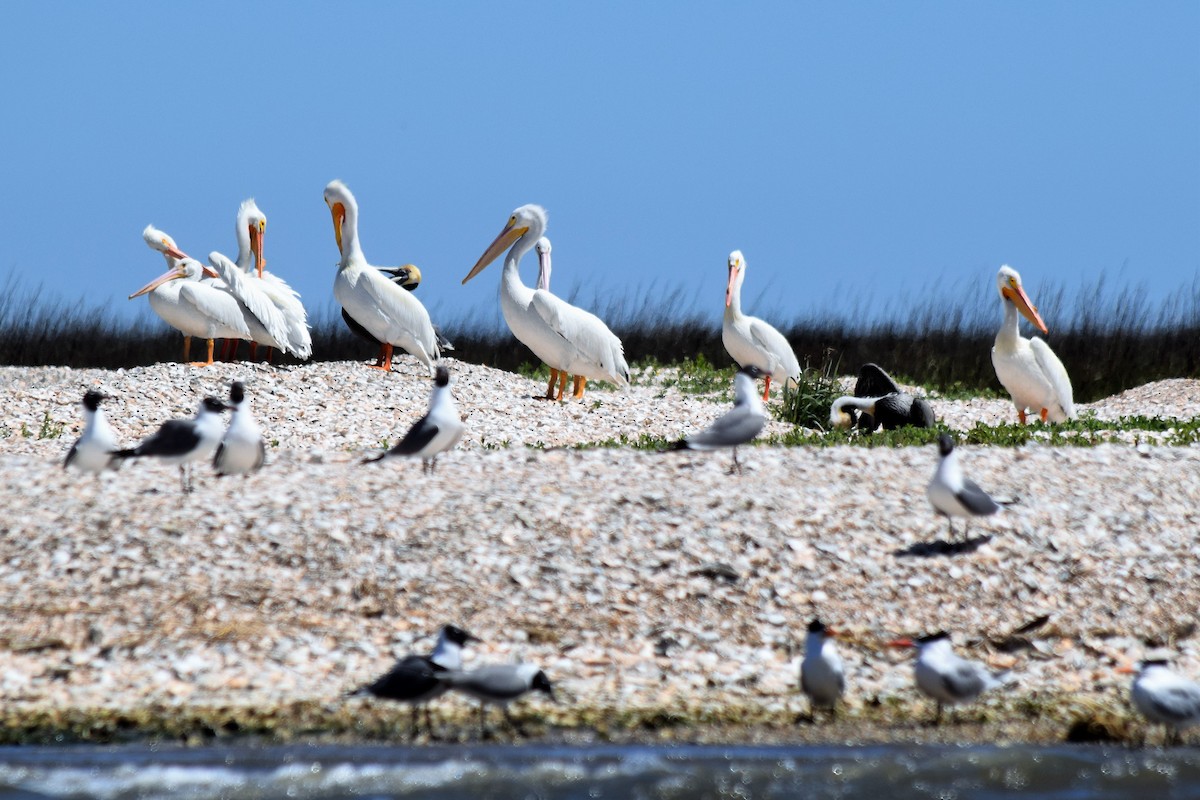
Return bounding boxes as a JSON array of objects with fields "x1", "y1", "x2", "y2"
[{"x1": 2, "y1": 743, "x2": 1200, "y2": 799}]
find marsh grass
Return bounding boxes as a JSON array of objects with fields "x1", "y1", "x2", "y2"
[{"x1": 3, "y1": 274, "x2": 1199, "y2": 403}]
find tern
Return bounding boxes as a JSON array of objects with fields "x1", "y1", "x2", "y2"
[
  {"x1": 63, "y1": 390, "x2": 119, "y2": 473},
  {"x1": 800, "y1": 619, "x2": 845, "y2": 718},
  {"x1": 114, "y1": 397, "x2": 229, "y2": 493},
  {"x1": 927, "y1": 433, "x2": 1014, "y2": 541},
  {"x1": 1121, "y1": 658, "x2": 1200, "y2": 745},
  {"x1": 670, "y1": 366, "x2": 767, "y2": 474},
  {"x1": 362, "y1": 366, "x2": 465, "y2": 473},
  {"x1": 349, "y1": 625, "x2": 480, "y2": 740},
  {"x1": 888, "y1": 631, "x2": 1007, "y2": 724},
  {"x1": 441, "y1": 663, "x2": 555, "y2": 739},
  {"x1": 213, "y1": 381, "x2": 265, "y2": 477}
]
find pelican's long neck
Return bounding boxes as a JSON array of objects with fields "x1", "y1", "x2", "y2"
[
  {"x1": 339, "y1": 198, "x2": 366, "y2": 266},
  {"x1": 234, "y1": 206, "x2": 253, "y2": 272},
  {"x1": 995, "y1": 298, "x2": 1021, "y2": 350},
  {"x1": 501, "y1": 228, "x2": 542, "y2": 300},
  {"x1": 830, "y1": 396, "x2": 878, "y2": 428},
  {"x1": 725, "y1": 267, "x2": 745, "y2": 320}
]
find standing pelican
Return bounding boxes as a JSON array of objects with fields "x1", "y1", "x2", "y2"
[
  {"x1": 324, "y1": 180, "x2": 440, "y2": 374},
  {"x1": 228, "y1": 200, "x2": 312, "y2": 360},
  {"x1": 462, "y1": 206, "x2": 630, "y2": 400},
  {"x1": 722, "y1": 250, "x2": 801, "y2": 401},
  {"x1": 991, "y1": 265, "x2": 1075, "y2": 424},
  {"x1": 134, "y1": 226, "x2": 252, "y2": 366}
]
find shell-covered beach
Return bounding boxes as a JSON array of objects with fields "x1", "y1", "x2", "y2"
[{"x1": 2, "y1": 359, "x2": 1199, "y2": 744}]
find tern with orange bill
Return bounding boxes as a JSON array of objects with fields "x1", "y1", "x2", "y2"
[
  {"x1": 461, "y1": 205, "x2": 629, "y2": 401},
  {"x1": 991, "y1": 265, "x2": 1075, "y2": 424},
  {"x1": 133, "y1": 226, "x2": 251, "y2": 366},
  {"x1": 324, "y1": 180, "x2": 441, "y2": 375},
  {"x1": 887, "y1": 631, "x2": 1008, "y2": 724},
  {"x1": 1121, "y1": 658, "x2": 1200, "y2": 745},
  {"x1": 722, "y1": 250, "x2": 801, "y2": 402}
]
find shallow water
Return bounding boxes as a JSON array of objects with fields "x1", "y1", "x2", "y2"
[{"x1": 1, "y1": 743, "x2": 1200, "y2": 800}]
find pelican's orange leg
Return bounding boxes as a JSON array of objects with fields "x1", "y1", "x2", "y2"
[
  {"x1": 762, "y1": 375, "x2": 772, "y2": 402},
  {"x1": 369, "y1": 344, "x2": 394, "y2": 371},
  {"x1": 573, "y1": 376, "x2": 586, "y2": 399},
  {"x1": 250, "y1": 342, "x2": 259, "y2": 361},
  {"x1": 182, "y1": 336, "x2": 192, "y2": 363},
  {"x1": 544, "y1": 369, "x2": 559, "y2": 400},
  {"x1": 1040, "y1": 408, "x2": 1049, "y2": 423},
  {"x1": 189, "y1": 338, "x2": 215, "y2": 367},
  {"x1": 1018, "y1": 409, "x2": 1028, "y2": 425}
]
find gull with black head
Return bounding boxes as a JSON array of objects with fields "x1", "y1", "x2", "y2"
[
  {"x1": 363, "y1": 366, "x2": 465, "y2": 473},
  {"x1": 214, "y1": 381, "x2": 265, "y2": 477},
  {"x1": 441, "y1": 663, "x2": 556, "y2": 740},
  {"x1": 63, "y1": 390, "x2": 119, "y2": 474},
  {"x1": 927, "y1": 433, "x2": 1015, "y2": 541},
  {"x1": 114, "y1": 397, "x2": 229, "y2": 493}
]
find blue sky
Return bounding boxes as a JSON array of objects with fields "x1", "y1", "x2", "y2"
[{"x1": 2, "y1": 2, "x2": 1197, "y2": 335}]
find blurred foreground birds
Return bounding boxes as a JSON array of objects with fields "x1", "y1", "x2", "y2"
[
  {"x1": 362, "y1": 366, "x2": 465, "y2": 473},
  {"x1": 670, "y1": 365, "x2": 767, "y2": 474},
  {"x1": 114, "y1": 397, "x2": 228, "y2": 493},
  {"x1": 63, "y1": 390, "x2": 119, "y2": 474},
  {"x1": 441, "y1": 663, "x2": 555, "y2": 739},
  {"x1": 1122, "y1": 658, "x2": 1200, "y2": 745},
  {"x1": 800, "y1": 619, "x2": 845, "y2": 719},
  {"x1": 348, "y1": 624, "x2": 480, "y2": 739},
  {"x1": 888, "y1": 631, "x2": 1008, "y2": 724}
]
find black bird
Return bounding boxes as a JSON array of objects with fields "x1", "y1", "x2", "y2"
[
  {"x1": 829, "y1": 363, "x2": 935, "y2": 431},
  {"x1": 113, "y1": 397, "x2": 228, "y2": 493},
  {"x1": 348, "y1": 624, "x2": 480, "y2": 739}
]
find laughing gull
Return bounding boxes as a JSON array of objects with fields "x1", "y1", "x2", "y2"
[
  {"x1": 888, "y1": 631, "x2": 1007, "y2": 724},
  {"x1": 800, "y1": 619, "x2": 845, "y2": 718},
  {"x1": 1122, "y1": 658, "x2": 1200, "y2": 745},
  {"x1": 63, "y1": 390, "x2": 119, "y2": 473},
  {"x1": 670, "y1": 365, "x2": 767, "y2": 474},
  {"x1": 349, "y1": 624, "x2": 480, "y2": 739},
  {"x1": 926, "y1": 433, "x2": 1014, "y2": 541},
  {"x1": 213, "y1": 381, "x2": 265, "y2": 477},
  {"x1": 362, "y1": 365, "x2": 465, "y2": 473},
  {"x1": 114, "y1": 396, "x2": 229, "y2": 492},
  {"x1": 442, "y1": 663, "x2": 555, "y2": 739}
]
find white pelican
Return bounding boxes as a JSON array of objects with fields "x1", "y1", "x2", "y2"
[
  {"x1": 722, "y1": 250, "x2": 801, "y2": 402},
  {"x1": 461, "y1": 205, "x2": 630, "y2": 400},
  {"x1": 133, "y1": 226, "x2": 252, "y2": 366},
  {"x1": 229, "y1": 200, "x2": 312, "y2": 360},
  {"x1": 324, "y1": 180, "x2": 440, "y2": 374},
  {"x1": 991, "y1": 265, "x2": 1075, "y2": 424}
]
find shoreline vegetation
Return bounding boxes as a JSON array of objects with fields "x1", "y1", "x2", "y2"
[{"x1": 2, "y1": 273, "x2": 1199, "y2": 402}]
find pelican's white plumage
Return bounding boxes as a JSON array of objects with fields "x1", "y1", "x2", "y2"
[
  {"x1": 231, "y1": 200, "x2": 312, "y2": 359},
  {"x1": 133, "y1": 226, "x2": 252, "y2": 365},
  {"x1": 991, "y1": 265, "x2": 1075, "y2": 424},
  {"x1": 207, "y1": 252, "x2": 290, "y2": 353},
  {"x1": 324, "y1": 180, "x2": 440, "y2": 375},
  {"x1": 462, "y1": 205, "x2": 629, "y2": 400},
  {"x1": 722, "y1": 250, "x2": 801, "y2": 401}
]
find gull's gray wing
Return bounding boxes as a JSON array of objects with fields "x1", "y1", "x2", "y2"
[
  {"x1": 444, "y1": 665, "x2": 529, "y2": 701},
  {"x1": 388, "y1": 414, "x2": 440, "y2": 457},
  {"x1": 957, "y1": 478, "x2": 1002, "y2": 516},
  {"x1": 63, "y1": 440, "x2": 80, "y2": 469},
  {"x1": 683, "y1": 406, "x2": 765, "y2": 451},
  {"x1": 132, "y1": 420, "x2": 201, "y2": 458}
]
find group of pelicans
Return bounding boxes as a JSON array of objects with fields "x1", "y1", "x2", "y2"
[{"x1": 131, "y1": 180, "x2": 1077, "y2": 426}]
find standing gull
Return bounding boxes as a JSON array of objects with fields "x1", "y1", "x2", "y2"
[
  {"x1": 800, "y1": 619, "x2": 845, "y2": 719},
  {"x1": 442, "y1": 663, "x2": 555, "y2": 739},
  {"x1": 926, "y1": 433, "x2": 1013, "y2": 541},
  {"x1": 63, "y1": 390, "x2": 119, "y2": 473},
  {"x1": 114, "y1": 397, "x2": 229, "y2": 493},
  {"x1": 462, "y1": 205, "x2": 630, "y2": 401},
  {"x1": 349, "y1": 625, "x2": 480, "y2": 740},
  {"x1": 992, "y1": 265, "x2": 1075, "y2": 424},
  {"x1": 887, "y1": 631, "x2": 1007, "y2": 724},
  {"x1": 722, "y1": 250, "x2": 801, "y2": 402},
  {"x1": 1122, "y1": 658, "x2": 1200, "y2": 745},
  {"x1": 670, "y1": 365, "x2": 767, "y2": 474},
  {"x1": 213, "y1": 381, "x2": 265, "y2": 477},
  {"x1": 362, "y1": 366, "x2": 464, "y2": 473}
]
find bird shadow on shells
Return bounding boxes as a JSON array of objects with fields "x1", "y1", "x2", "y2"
[{"x1": 893, "y1": 535, "x2": 993, "y2": 558}]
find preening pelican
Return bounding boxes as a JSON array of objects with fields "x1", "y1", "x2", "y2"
[
  {"x1": 324, "y1": 180, "x2": 440, "y2": 375},
  {"x1": 991, "y1": 265, "x2": 1075, "y2": 424},
  {"x1": 230, "y1": 200, "x2": 312, "y2": 360},
  {"x1": 462, "y1": 206, "x2": 630, "y2": 400},
  {"x1": 133, "y1": 226, "x2": 252, "y2": 366},
  {"x1": 722, "y1": 250, "x2": 801, "y2": 401},
  {"x1": 829, "y1": 363, "x2": 936, "y2": 431}
]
